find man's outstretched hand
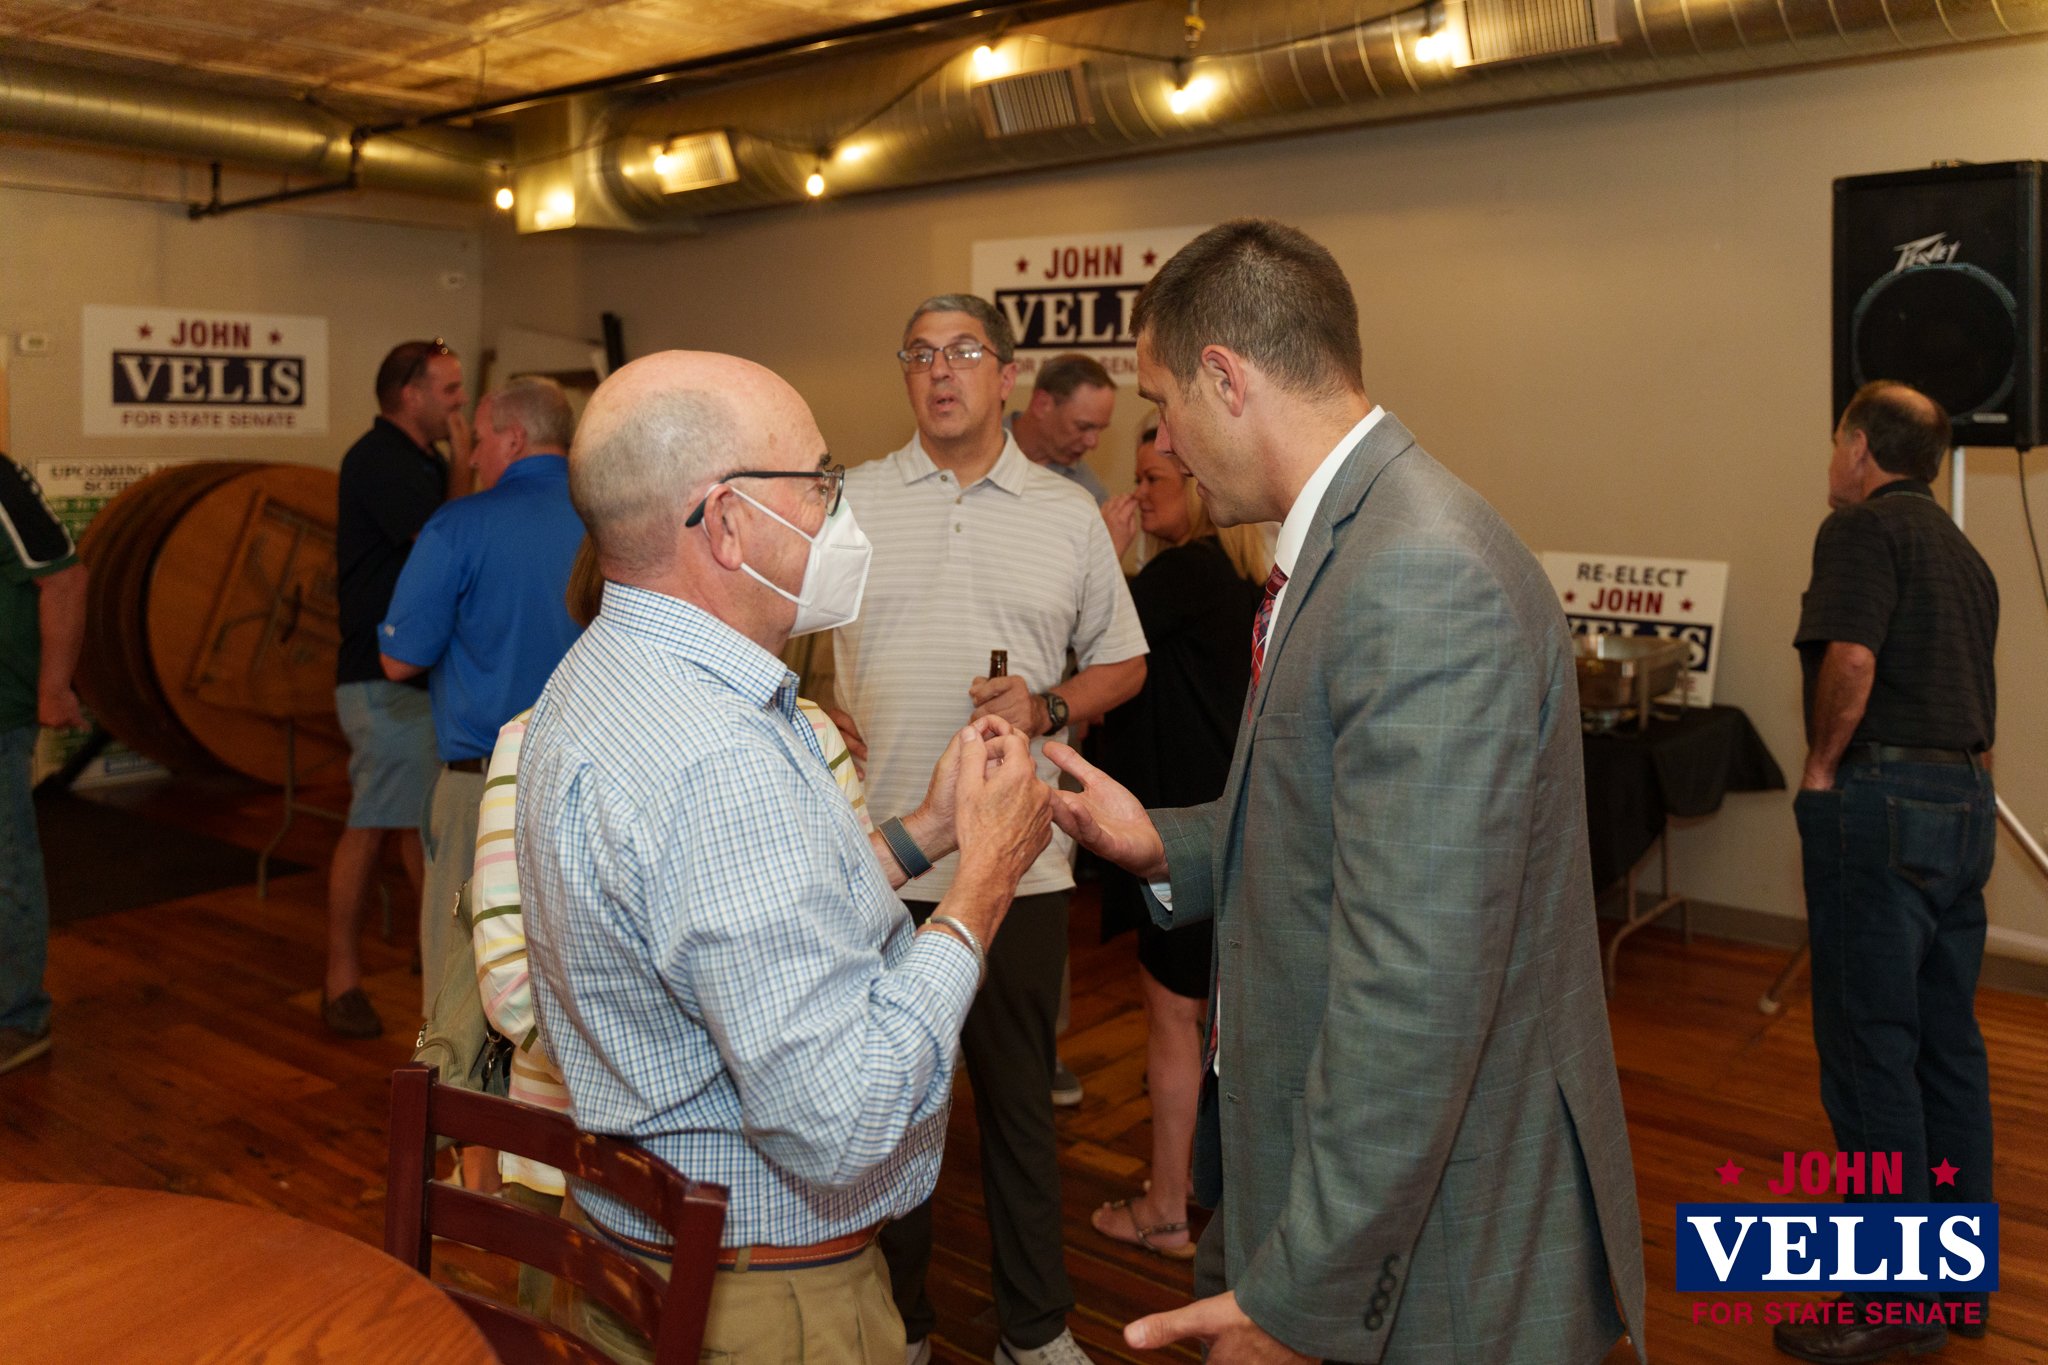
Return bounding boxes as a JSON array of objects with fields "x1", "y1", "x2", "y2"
[
  {"x1": 1043, "y1": 741, "x2": 1167, "y2": 883},
  {"x1": 1126, "y1": 1291, "x2": 1315, "y2": 1365}
]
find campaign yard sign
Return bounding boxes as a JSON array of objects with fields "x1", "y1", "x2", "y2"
[
  {"x1": 32, "y1": 456, "x2": 183, "y2": 788},
  {"x1": 970, "y1": 228, "x2": 1207, "y2": 387},
  {"x1": 82, "y1": 305, "x2": 328, "y2": 437},
  {"x1": 1541, "y1": 551, "x2": 1730, "y2": 707}
]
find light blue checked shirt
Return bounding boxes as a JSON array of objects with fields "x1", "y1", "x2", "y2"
[{"x1": 517, "y1": 583, "x2": 980, "y2": 1247}]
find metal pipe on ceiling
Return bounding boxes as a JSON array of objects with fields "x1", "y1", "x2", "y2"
[
  {"x1": 0, "y1": 56, "x2": 504, "y2": 200},
  {"x1": 575, "y1": 0, "x2": 2048, "y2": 227}
]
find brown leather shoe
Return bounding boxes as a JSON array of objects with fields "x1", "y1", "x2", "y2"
[
  {"x1": 1773, "y1": 1315, "x2": 1947, "y2": 1363},
  {"x1": 322, "y1": 987, "x2": 384, "y2": 1039}
]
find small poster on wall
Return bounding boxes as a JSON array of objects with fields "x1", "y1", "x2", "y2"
[
  {"x1": 1540, "y1": 551, "x2": 1730, "y2": 706},
  {"x1": 969, "y1": 227, "x2": 1207, "y2": 386},
  {"x1": 32, "y1": 456, "x2": 184, "y2": 788},
  {"x1": 81, "y1": 305, "x2": 329, "y2": 437}
]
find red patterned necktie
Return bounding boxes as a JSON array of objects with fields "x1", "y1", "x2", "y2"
[
  {"x1": 1209, "y1": 562, "x2": 1291, "y2": 1073},
  {"x1": 1247, "y1": 564, "x2": 1289, "y2": 712}
]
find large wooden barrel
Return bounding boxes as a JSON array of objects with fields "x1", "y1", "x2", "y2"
[{"x1": 77, "y1": 462, "x2": 350, "y2": 787}]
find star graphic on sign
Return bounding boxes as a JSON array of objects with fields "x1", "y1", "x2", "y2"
[
  {"x1": 1143, "y1": 249, "x2": 1157, "y2": 266},
  {"x1": 1016, "y1": 256, "x2": 1029, "y2": 273},
  {"x1": 268, "y1": 330, "x2": 282, "y2": 344},
  {"x1": 1932, "y1": 1159, "x2": 1960, "y2": 1187},
  {"x1": 137, "y1": 324, "x2": 152, "y2": 339},
  {"x1": 1715, "y1": 1160, "x2": 1744, "y2": 1186},
  {"x1": 1563, "y1": 590, "x2": 1576, "y2": 604},
  {"x1": 1681, "y1": 599, "x2": 1694, "y2": 613}
]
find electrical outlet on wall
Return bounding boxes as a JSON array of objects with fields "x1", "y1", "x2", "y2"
[{"x1": 16, "y1": 333, "x2": 51, "y2": 355}]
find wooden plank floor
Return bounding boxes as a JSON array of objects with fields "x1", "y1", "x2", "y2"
[{"x1": 3, "y1": 775, "x2": 2043, "y2": 1363}]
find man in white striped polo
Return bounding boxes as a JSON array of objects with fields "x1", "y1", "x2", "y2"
[{"x1": 833, "y1": 295, "x2": 1148, "y2": 1365}]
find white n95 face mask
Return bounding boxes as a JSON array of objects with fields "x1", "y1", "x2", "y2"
[{"x1": 731, "y1": 488, "x2": 873, "y2": 636}]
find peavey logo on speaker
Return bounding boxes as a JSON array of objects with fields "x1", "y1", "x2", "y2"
[{"x1": 1891, "y1": 232, "x2": 1962, "y2": 273}]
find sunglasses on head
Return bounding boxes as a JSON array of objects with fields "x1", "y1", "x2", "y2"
[{"x1": 399, "y1": 338, "x2": 454, "y2": 388}]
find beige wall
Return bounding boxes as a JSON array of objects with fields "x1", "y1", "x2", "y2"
[
  {"x1": 0, "y1": 145, "x2": 486, "y2": 469},
  {"x1": 491, "y1": 35, "x2": 2048, "y2": 959}
]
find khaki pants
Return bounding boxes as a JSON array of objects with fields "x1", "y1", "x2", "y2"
[
  {"x1": 498, "y1": 1180, "x2": 566, "y2": 1318},
  {"x1": 419, "y1": 766, "x2": 485, "y2": 1016},
  {"x1": 561, "y1": 1199, "x2": 906, "y2": 1365}
]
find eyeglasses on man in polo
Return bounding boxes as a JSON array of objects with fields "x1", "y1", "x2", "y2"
[{"x1": 896, "y1": 342, "x2": 991, "y2": 373}]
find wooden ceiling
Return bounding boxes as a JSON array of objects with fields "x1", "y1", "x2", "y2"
[{"x1": 0, "y1": 0, "x2": 972, "y2": 118}]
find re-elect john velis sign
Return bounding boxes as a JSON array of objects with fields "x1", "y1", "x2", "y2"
[
  {"x1": 970, "y1": 228, "x2": 1208, "y2": 387},
  {"x1": 1541, "y1": 551, "x2": 1730, "y2": 707},
  {"x1": 81, "y1": 305, "x2": 329, "y2": 437}
]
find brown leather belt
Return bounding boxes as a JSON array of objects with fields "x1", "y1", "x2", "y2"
[
  {"x1": 595, "y1": 1215, "x2": 879, "y2": 1272},
  {"x1": 718, "y1": 1226, "x2": 878, "y2": 1271},
  {"x1": 444, "y1": 757, "x2": 487, "y2": 774}
]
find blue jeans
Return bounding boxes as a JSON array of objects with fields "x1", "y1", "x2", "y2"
[
  {"x1": 1, "y1": 725, "x2": 52, "y2": 1035},
  {"x1": 1795, "y1": 759, "x2": 1996, "y2": 1305}
]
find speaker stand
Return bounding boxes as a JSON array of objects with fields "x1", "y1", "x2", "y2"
[{"x1": 1953, "y1": 446, "x2": 2048, "y2": 882}]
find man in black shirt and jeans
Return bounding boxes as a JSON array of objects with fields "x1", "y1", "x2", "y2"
[
  {"x1": 326, "y1": 339, "x2": 466, "y2": 1038},
  {"x1": 1776, "y1": 381, "x2": 1998, "y2": 1364}
]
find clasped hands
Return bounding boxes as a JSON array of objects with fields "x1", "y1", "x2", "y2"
[{"x1": 908, "y1": 730, "x2": 1170, "y2": 885}]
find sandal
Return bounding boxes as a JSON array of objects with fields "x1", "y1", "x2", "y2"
[{"x1": 1091, "y1": 1197, "x2": 1196, "y2": 1261}]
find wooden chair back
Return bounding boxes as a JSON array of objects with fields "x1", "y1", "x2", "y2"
[{"x1": 384, "y1": 1062, "x2": 727, "y2": 1365}]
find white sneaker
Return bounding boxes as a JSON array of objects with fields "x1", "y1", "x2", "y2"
[
  {"x1": 995, "y1": 1329, "x2": 1095, "y2": 1365},
  {"x1": 1050, "y1": 1060, "x2": 1084, "y2": 1108},
  {"x1": 906, "y1": 1339, "x2": 931, "y2": 1365}
]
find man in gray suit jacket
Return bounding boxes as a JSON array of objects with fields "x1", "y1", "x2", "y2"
[{"x1": 1048, "y1": 220, "x2": 1646, "y2": 1364}]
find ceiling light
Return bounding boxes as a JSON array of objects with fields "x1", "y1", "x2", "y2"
[
  {"x1": 805, "y1": 169, "x2": 826, "y2": 198},
  {"x1": 651, "y1": 131, "x2": 740, "y2": 195},
  {"x1": 1168, "y1": 73, "x2": 1216, "y2": 116},
  {"x1": 971, "y1": 42, "x2": 1014, "y2": 78},
  {"x1": 493, "y1": 186, "x2": 514, "y2": 211},
  {"x1": 1414, "y1": 31, "x2": 1448, "y2": 61},
  {"x1": 532, "y1": 187, "x2": 576, "y2": 231},
  {"x1": 835, "y1": 142, "x2": 870, "y2": 164}
]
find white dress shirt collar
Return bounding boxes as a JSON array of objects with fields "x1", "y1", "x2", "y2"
[{"x1": 1271, "y1": 406, "x2": 1385, "y2": 584}]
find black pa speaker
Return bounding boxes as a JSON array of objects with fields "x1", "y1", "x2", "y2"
[{"x1": 1833, "y1": 160, "x2": 2047, "y2": 449}]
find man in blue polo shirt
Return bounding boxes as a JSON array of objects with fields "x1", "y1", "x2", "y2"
[{"x1": 381, "y1": 375, "x2": 585, "y2": 1007}]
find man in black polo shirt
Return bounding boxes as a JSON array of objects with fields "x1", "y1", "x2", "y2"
[
  {"x1": 1775, "y1": 381, "x2": 1998, "y2": 1364},
  {"x1": 326, "y1": 339, "x2": 466, "y2": 1038}
]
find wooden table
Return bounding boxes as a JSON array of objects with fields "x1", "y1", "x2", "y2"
[{"x1": 0, "y1": 1182, "x2": 500, "y2": 1364}]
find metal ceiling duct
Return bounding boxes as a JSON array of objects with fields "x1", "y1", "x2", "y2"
[
  {"x1": 561, "y1": 0, "x2": 2048, "y2": 229},
  {"x1": 0, "y1": 56, "x2": 504, "y2": 201}
]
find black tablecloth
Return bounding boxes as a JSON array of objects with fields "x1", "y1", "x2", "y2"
[{"x1": 1581, "y1": 704, "x2": 1786, "y2": 891}]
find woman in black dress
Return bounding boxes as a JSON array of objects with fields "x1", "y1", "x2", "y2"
[{"x1": 1089, "y1": 426, "x2": 1268, "y2": 1259}]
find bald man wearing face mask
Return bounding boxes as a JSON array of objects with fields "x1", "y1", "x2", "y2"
[{"x1": 516, "y1": 351, "x2": 1056, "y2": 1365}]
